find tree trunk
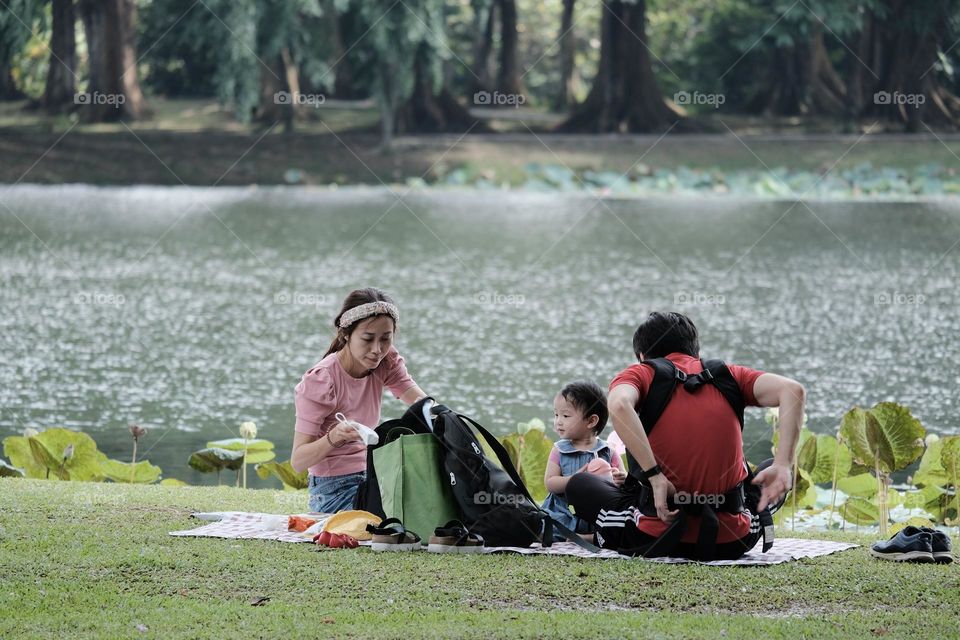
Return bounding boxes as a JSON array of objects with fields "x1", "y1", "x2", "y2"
[
  {"x1": 806, "y1": 26, "x2": 847, "y2": 115},
  {"x1": 859, "y1": 0, "x2": 959, "y2": 130},
  {"x1": 496, "y1": 0, "x2": 523, "y2": 99},
  {"x1": 256, "y1": 53, "x2": 295, "y2": 131},
  {"x1": 559, "y1": 0, "x2": 681, "y2": 132},
  {"x1": 755, "y1": 26, "x2": 846, "y2": 117},
  {"x1": 43, "y1": 0, "x2": 77, "y2": 111},
  {"x1": 470, "y1": 0, "x2": 496, "y2": 95},
  {"x1": 845, "y1": 13, "x2": 874, "y2": 120},
  {"x1": 556, "y1": 0, "x2": 576, "y2": 110},
  {"x1": 763, "y1": 45, "x2": 806, "y2": 115},
  {"x1": 378, "y1": 64, "x2": 396, "y2": 149},
  {"x1": 117, "y1": 0, "x2": 147, "y2": 118},
  {"x1": 77, "y1": 0, "x2": 148, "y2": 121},
  {"x1": 0, "y1": 64, "x2": 22, "y2": 100},
  {"x1": 331, "y1": 8, "x2": 363, "y2": 99},
  {"x1": 394, "y1": 46, "x2": 491, "y2": 134},
  {"x1": 78, "y1": 0, "x2": 110, "y2": 120}
]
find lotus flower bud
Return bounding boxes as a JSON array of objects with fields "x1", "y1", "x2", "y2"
[
  {"x1": 62, "y1": 444, "x2": 74, "y2": 461},
  {"x1": 239, "y1": 421, "x2": 258, "y2": 440},
  {"x1": 925, "y1": 434, "x2": 940, "y2": 446},
  {"x1": 129, "y1": 424, "x2": 147, "y2": 440}
]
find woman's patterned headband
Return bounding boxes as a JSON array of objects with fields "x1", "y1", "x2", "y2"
[{"x1": 338, "y1": 301, "x2": 400, "y2": 329}]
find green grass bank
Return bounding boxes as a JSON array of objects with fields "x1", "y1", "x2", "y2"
[{"x1": 1, "y1": 480, "x2": 957, "y2": 639}]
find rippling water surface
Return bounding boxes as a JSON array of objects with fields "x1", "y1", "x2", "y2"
[{"x1": 2, "y1": 185, "x2": 958, "y2": 485}]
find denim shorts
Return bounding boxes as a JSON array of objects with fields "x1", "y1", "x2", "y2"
[{"x1": 307, "y1": 471, "x2": 366, "y2": 513}]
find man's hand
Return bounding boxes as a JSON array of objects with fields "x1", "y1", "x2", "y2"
[
  {"x1": 649, "y1": 473, "x2": 679, "y2": 523},
  {"x1": 751, "y1": 462, "x2": 792, "y2": 512}
]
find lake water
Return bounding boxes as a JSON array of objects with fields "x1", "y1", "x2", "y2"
[{"x1": 2, "y1": 185, "x2": 958, "y2": 486}]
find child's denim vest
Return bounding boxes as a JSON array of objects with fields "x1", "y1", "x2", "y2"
[{"x1": 540, "y1": 438, "x2": 615, "y2": 539}]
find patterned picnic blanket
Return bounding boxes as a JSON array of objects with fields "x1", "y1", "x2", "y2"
[{"x1": 169, "y1": 512, "x2": 858, "y2": 566}]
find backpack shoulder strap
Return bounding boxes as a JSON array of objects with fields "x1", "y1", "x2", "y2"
[
  {"x1": 637, "y1": 358, "x2": 681, "y2": 436},
  {"x1": 623, "y1": 358, "x2": 679, "y2": 475},
  {"x1": 455, "y1": 412, "x2": 530, "y2": 501},
  {"x1": 699, "y1": 359, "x2": 746, "y2": 429}
]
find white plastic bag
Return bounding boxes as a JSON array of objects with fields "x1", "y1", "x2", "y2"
[{"x1": 335, "y1": 412, "x2": 379, "y2": 446}]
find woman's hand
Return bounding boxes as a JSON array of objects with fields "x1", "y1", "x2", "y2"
[{"x1": 327, "y1": 420, "x2": 363, "y2": 447}]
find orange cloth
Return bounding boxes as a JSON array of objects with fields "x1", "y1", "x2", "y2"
[{"x1": 287, "y1": 515, "x2": 318, "y2": 532}]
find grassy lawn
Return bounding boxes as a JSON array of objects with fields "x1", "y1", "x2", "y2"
[
  {"x1": 2, "y1": 98, "x2": 960, "y2": 187},
  {"x1": 1, "y1": 480, "x2": 957, "y2": 639}
]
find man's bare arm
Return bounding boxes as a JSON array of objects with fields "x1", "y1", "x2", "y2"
[{"x1": 751, "y1": 372, "x2": 806, "y2": 511}]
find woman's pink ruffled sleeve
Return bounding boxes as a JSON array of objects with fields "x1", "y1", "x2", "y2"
[
  {"x1": 294, "y1": 368, "x2": 336, "y2": 436},
  {"x1": 379, "y1": 348, "x2": 416, "y2": 399}
]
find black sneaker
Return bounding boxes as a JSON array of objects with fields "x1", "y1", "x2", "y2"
[
  {"x1": 917, "y1": 526, "x2": 954, "y2": 564},
  {"x1": 870, "y1": 528, "x2": 934, "y2": 562}
]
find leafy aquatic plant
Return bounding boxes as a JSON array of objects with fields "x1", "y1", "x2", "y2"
[
  {"x1": 98, "y1": 424, "x2": 164, "y2": 484},
  {"x1": 255, "y1": 460, "x2": 308, "y2": 490},
  {"x1": 3, "y1": 426, "x2": 165, "y2": 484},
  {"x1": 499, "y1": 419, "x2": 551, "y2": 503},
  {"x1": 3, "y1": 428, "x2": 107, "y2": 481},
  {"x1": 188, "y1": 447, "x2": 245, "y2": 485},
  {"x1": 208, "y1": 429, "x2": 275, "y2": 489},
  {"x1": 913, "y1": 435, "x2": 949, "y2": 488},
  {"x1": 101, "y1": 459, "x2": 163, "y2": 484},
  {"x1": 939, "y1": 436, "x2": 960, "y2": 528},
  {"x1": 0, "y1": 458, "x2": 24, "y2": 478},
  {"x1": 839, "y1": 402, "x2": 926, "y2": 535}
]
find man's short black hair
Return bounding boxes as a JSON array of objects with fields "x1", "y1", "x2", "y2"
[
  {"x1": 559, "y1": 380, "x2": 609, "y2": 436},
  {"x1": 632, "y1": 311, "x2": 700, "y2": 360}
]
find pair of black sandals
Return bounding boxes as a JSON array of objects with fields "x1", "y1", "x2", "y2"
[{"x1": 366, "y1": 518, "x2": 484, "y2": 553}]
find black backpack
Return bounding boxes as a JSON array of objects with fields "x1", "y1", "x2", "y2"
[
  {"x1": 356, "y1": 397, "x2": 597, "y2": 551},
  {"x1": 429, "y1": 404, "x2": 549, "y2": 547}
]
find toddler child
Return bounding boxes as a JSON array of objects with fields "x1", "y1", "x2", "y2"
[{"x1": 541, "y1": 380, "x2": 626, "y2": 540}]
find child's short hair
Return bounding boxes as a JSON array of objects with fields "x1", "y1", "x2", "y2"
[{"x1": 559, "y1": 380, "x2": 609, "y2": 436}]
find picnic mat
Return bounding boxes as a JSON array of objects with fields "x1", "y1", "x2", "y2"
[{"x1": 169, "y1": 512, "x2": 858, "y2": 566}]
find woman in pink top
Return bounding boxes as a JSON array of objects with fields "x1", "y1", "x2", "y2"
[{"x1": 291, "y1": 288, "x2": 426, "y2": 513}]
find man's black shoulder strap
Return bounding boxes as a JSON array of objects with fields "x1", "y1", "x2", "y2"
[
  {"x1": 635, "y1": 357, "x2": 746, "y2": 436},
  {"x1": 636, "y1": 358, "x2": 681, "y2": 436},
  {"x1": 696, "y1": 358, "x2": 745, "y2": 429}
]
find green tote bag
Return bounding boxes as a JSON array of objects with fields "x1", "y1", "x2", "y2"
[{"x1": 372, "y1": 427, "x2": 460, "y2": 540}]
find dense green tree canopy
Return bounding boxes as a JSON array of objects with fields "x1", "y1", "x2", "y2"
[{"x1": 1, "y1": 0, "x2": 959, "y2": 132}]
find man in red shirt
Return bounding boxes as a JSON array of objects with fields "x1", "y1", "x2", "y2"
[{"x1": 566, "y1": 311, "x2": 804, "y2": 560}]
